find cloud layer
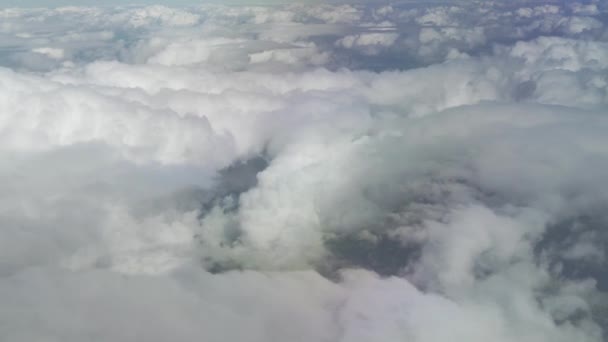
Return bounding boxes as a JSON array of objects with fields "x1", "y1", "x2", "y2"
[{"x1": 1, "y1": 1, "x2": 608, "y2": 341}]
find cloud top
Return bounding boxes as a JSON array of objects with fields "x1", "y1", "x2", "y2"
[{"x1": 0, "y1": 1, "x2": 607, "y2": 341}]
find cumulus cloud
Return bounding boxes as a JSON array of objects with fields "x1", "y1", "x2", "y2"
[{"x1": 0, "y1": 1, "x2": 608, "y2": 342}]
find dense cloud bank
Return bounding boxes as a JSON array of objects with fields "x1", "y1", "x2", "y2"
[{"x1": 1, "y1": 1, "x2": 608, "y2": 341}]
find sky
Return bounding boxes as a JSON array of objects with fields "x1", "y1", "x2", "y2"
[
  {"x1": 0, "y1": 1, "x2": 607, "y2": 342},
  {"x1": 0, "y1": 0, "x2": 319, "y2": 6},
  {"x1": 0, "y1": 0, "x2": 204, "y2": 6}
]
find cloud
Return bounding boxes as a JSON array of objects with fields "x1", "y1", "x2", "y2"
[{"x1": 0, "y1": 1, "x2": 607, "y2": 341}]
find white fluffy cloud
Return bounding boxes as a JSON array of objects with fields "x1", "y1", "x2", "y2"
[{"x1": 0, "y1": 1, "x2": 608, "y2": 342}]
